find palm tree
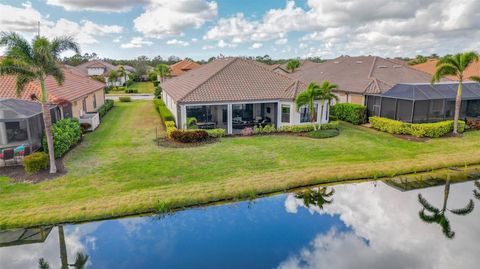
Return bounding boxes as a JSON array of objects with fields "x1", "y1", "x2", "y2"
[
  {"x1": 295, "y1": 187, "x2": 335, "y2": 210},
  {"x1": 38, "y1": 258, "x2": 50, "y2": 269},
  {"x1": 296, "y1": 81, "x2": 337, "y2": 130},
  {"x1": 155, "y1": 63, "x2": 171, "y2": 83},
  {"x1": 107, "y1": 69, "x2": 120, "y2": 90},
  {"x1": 418, "y1": 177, "x2": 474, "y2": 239},
  {"x1": 58, "y1": 225, "x2": 89, "y2": 269},
  {"x1": 286, "y1": 59, "x2": 300, "y2": 73},
  {"x1": 317, "y1": 81, "x2": 339, "y2": 128},
  {"x1": 431, "y1": 52, "x2": 479, "y2": 134},
  {"x1": 117, "y1": 65, "x2": 128, "y2": 89},
  {"x1": 0, "y1": 32, "x2": 79, "y2": 173}
]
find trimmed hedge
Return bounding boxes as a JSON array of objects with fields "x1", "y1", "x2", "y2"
[
  {"x1": 279, "y1": 121, "x2": 339, "y2": 133},
  {"x1": 43, "y1": 118, "x2": 81, "y2": 158},
  {"x1": 253, "y1": 125, "x2": 277, "y2": 134},
  {"x1": 119, "y1": 96, "x2": 131, "y2": 102},
  {"x1": 125, "y1": 89, "x2": 138, "y2": 94},
  {"x1": 206, "y1": 129, "x2": 226, "y2": 138},
  {"x1": 23, "y1": 152, "x2": 48, "y2": 174},
  {"x1": 369, "y1": 117, "x2": 465, "y2": 138},
  {"x1": 98, "y1": 99, "x2": 114, "y2": 118},
  {"x1": 331, "y1": 103, "x2": 367, "y2": 125},
  {"x1": 165, "y1": 120, "x2": 177, "y2": 138},
  {"x1": 154, "y1": 99, "x2": 175, "y2": 122},
  {"x1": 171, "y1": 130, "x2": 209, "y2": 143}
]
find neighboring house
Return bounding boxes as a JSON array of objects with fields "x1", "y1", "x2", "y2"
[
  {"x1": 161, "y1": 57, "x2": 330, "y2": 134},
  {"x1": 75, "y1": 60, "x2": 133, "y2": 86},
  {"x1": 169, "y1": 60, "x2": 201, "y2": 77},
  {"x1": 411, "y1": 59, "x2": 480, "y2": 81},
  {"x1": 0, "y1": 66, "x2": 106, "y2": 119},
  {"x1": 0, "y1": 98, "x2": 59, "y2": 151},
  {"x1": 288, "y1": 56, "x2": 437, "y2": 105},
  {"x1": 365, "y1": 82, "x2": 480, "y2": 123},
  {"x1": 271, "y1": 60, "x2": 321, "y2": 75}
]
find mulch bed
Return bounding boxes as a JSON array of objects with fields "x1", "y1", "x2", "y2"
[{"x1": 0, "y1": 158, "x2": 67, "y2": 184}]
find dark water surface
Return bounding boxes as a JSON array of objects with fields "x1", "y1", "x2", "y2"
[{"x1": 1, "y1": 179, "x2": 479, "y2": 269}]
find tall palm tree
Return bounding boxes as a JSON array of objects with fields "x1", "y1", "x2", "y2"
[
  {"x1": 431, "y1": 52, "x2": 479, "y2": 134},
  {"x1": 317, "y1": 81, "x2": 339, "y2": 128},
  {"x1": 117, "y1": 65, "x2": 128, "y2": 89},
  {"x1": 296, "y1": 81, "x2": 337, "y2": 130},
  {"x1": 0, "y1": 32, "x2": 79, "y2": 173},
  {"x1": 286, "y1": 59, "x2": 300, "y2": 73},
  {"x1": 107, "y1": 69, "x2": 120, "y2": 90},
  {"x1": 295, "y1": 187, "x2": 335, "y2": 210},
  {"x1": 418, "y1": 177, "x2": 474, "y2": 239},
  {"x1": 155, "y1": 63, "x2": 171, "y2": 83}
]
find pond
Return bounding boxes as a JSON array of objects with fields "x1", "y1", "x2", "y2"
[{"x1": 1, "y1": 178, "x2": 479, "y2": 269}]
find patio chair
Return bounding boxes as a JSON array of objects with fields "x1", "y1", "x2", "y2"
[
  {"x1": 24, "y1": 145, "x2": 31, "y2": 156},
  {"x1": 1, "y1": 149, "x2": 16, "y2": 166}
]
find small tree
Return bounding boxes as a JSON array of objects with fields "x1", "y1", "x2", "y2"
[
  {"x1": 286, "y1": 59, "x2": 301, "y2": 73},
  {"x1": 155, "y1": 63, "x2": 171, "y2": 82},
  {"x1": 107, "y1": 70, "x2": 120, "y2": 90},
  {"x1": 431, "y1": 52, "x2": 479, "y2": 134},
  {"x1": 296, "y1": 82, "x2": 321, "y2": 130},
  {"x1": 0, "y1": 32, "x2": 79, "y2": 174},
  {"x1": 316, "y1": 81, "x2": 339, "y2": 128}
]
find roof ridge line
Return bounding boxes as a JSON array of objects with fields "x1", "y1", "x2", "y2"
[
  {"x1": 248, "y1": 58, "x2": 307, "y2": 84},
  {"x1": 367, "y1": 56, "x2": 377, "y2": 78},
  {"x1": 179, "y1": 58, "x2": 238, "y2": 102}
]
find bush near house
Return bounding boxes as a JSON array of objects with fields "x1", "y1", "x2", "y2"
[
  {"x1": 125, "y1": 89, "x2": 139, "y2": 94},
  {"x1": 153, "y1": 99, "x2": 175, "y2": 122},
  {"x1": 165, "y1": 121, "x2": 177, "y2": 138},
  {"x1": 98, "y1": 99, "x2": 114, "y2": 118},
  {"x1": 331, "y1": 103, "x2": 367, "y2": 125},
  {"x1": 43, "y1": 118, "x2": 82, "y2": 158},
  {"x1": 23, "y1": 152, "x2": 49, "y2": 174},
  {"x1": 119, "y1": 96, "x2": 132, "y2": 102},
  {"x1": 171, "y1": 130, "x2": 209, "y2": 143},
  {"x1": 279, "y1": 121, "x2": 339, "y2": 133},
  {"x1": 206, "y1": 129, "x2": 226, "y2": 138},
  {"x1": 369, "y1": 117, "x2": 465, "y2": 138}
]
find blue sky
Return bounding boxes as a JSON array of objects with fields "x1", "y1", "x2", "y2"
[{"x1": 1, "y1": 0, "x2": 479, "y2": 60}]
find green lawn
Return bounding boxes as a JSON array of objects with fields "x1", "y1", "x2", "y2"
[
  {"x1": 128, "y1": 82, "x2": 155, "y2": 93},
  {"x1": 2, "y1": 100, "x2": 480, "y2": 228}
]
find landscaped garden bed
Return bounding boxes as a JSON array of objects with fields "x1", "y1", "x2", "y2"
[{"x1": 369, "y1": 116, "x2": 465, "y2": 138}]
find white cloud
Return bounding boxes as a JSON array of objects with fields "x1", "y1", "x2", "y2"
[
  {"x1": 166, "y1": 39, "x2": 190, "y2": 46},
  {"x1": 191, "y1": 38, "x2": 199, "y2": 42},
  {"x1": 0, "y1": 3, "x2": 47, "y2": 32},
  {"x1": 121, "y1": 37, "x2": 153, "y2": 48},
  {"x1": 113, "y1": 36, "x2": 123, "y2": 43},
  {"x1": 275, "y1": 38, "x2": 288, "y2": 45},
  {"x1": 46, "y1": 0, "x2": 148, "y2": 12},
  {"x1": 134, "y1": 0, "x2": 218, "y2": 38},
  {"x1": 249, "y1": 42, "x2": 263, "y2": 49},
  {"x1": 217, "y1": 40, "x2": 236, "y2": 48}
]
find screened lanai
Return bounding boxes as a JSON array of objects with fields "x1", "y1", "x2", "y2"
[
  {"x1": 366, "y1": 82, "x2": 480, "y2": 123},
  {"x1": 0, "y1": 99, "x2": 59, "y2": 151}
]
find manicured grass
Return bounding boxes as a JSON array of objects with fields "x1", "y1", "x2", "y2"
[
  {"x1": 306, "y1": 129, "x2": 339, "y2": 139},
  {"x1": 128, "y1": 82, "x2": 155, "y2": 93},
  {"x1": 2, "y1": 101, "x2": 480, "y2": 228}
]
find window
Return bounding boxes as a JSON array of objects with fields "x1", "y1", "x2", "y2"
[
  {"x1": 300, "y1": 105, "x2": 317, "y2": 123},
  {"x1": 281, "y1": 104, "x2": 290, "y2": 123},
  {"x1": 93, "y1": 94, "x2": 97, "y2": 109},
  {"x1": 82, "y1": 99, "x2": 87, "y2": 113}
]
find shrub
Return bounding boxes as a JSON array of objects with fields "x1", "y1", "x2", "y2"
[
  {"x1": 119, "y1": 96, "x2": 131, "y2": 102},
  {"x1": 153, "y1": 81, "x2": 160, "y2": 87},
  {"x1": 164, "y1": 121, "x2": 177, "y2": 138},
  {"x1": 306, "y1": 129, "x2": 339, "y2": 139},
  {"x1": 369, "y1": 117, "x2": 465, "y2": 138},
  {"x1": 98, "y1": 99, "x2": 114, "y2": 118},
  {"x1": 125, "y1": 89, "x2": 138, "y2": 94},
  {"x1": 43, "y1": 118, "x2": 81, "y2": 158},
  {"x1": 206, "y1": 128, "x2": 226, "y2": 138},
  {"x1": 23, "y1": 152, "x2": 49, "y2": 174},
  {"x1": 153, "y1": 99, "x2": 175, "y2": 122},
  {"x1": 253, "y1": 124, "x2": 277, "y2": 134},
  {"x1": 171, "y1": 130, "x2": 208, "y2": 143},
  {"x1": 331, "y1": 103, "x2": 367, "y2": 125},
  {"x1": 241, "y1": 127, "x2": 253, "y2": 136},
  {"x1": 320, "y1": 121, "x2": 339, "y2": 130},
  {"x1": 154, "y1": 86, "x2": 162, "y2": 99},
  {"x1": 125, "y1": 80, "x2": 134, "y2": 87}
]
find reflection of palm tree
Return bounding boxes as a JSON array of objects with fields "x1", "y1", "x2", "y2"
[
  {"x1": 38, "y1": 258, "x2": 50, "y2": 269},
  {"x1": 295, "y1": 187, "x2": 335, "y2": 210},
  {"x1": 418, "y1": 178, "x2": 474, "y2": 239},
  {"x1": 474, "y1": 181, "x2": 480, "y2": 200}
]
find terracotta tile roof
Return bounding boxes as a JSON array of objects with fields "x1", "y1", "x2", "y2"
[
  {"x1": 411, "y1": 59, "x2": 480, "y2": 81},
  {"x1": 0, "y1": 66, "x2": 105, "y2": 103},
  {"x1": 170, "y1": 60, "x2": 201, "y2": 77},
  {"x1": 288, "y1": 56, "x2": 442, "y2": 94},
  {"x1": 162, "y1": 57, "x2": 308, "y2": 104},
  {"x1": 75, "y1": 60, "x2": 118, "y2": 76}
]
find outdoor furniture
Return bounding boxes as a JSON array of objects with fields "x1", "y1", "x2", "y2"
[
  {"x1": 1, "y1": 149, "x2": 16, "y2": 166},
  {"x1": 196, "y1": 122, "x2": 216, "y2": 129}
]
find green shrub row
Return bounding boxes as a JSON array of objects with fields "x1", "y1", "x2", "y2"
[
  {"x1": 98, "y1": 99, "x2": 114, "y2": 118},
  {"x1": 119, "y1": 96, "x2": 131, "y2": 102},
  {"x1": 125, "y1": 89, "x2": 138, "y2": 94},
  {"x1": 369, "y1": 117, "x2": 465, "y2": 138},
  {"x1": 279, "y1": 121, "x2": 339, "y2": 133},
  {"x1": 331, "y1": 103, "x2": 367, "y2": 125},
  {"x1": 253, "y1": 125, "x2": 277, "y2": 134},
  {"x1": 171, "y1": 130, "x2": 208, "y2": 143},
  {"x1": 205, "y1": 129, "x2": 226, "y2": 138},
  {"x1": 43, "y1": 118, "x2": 81, "y2": 158},
  {"x1": 153, "y1": 99, "x2": 175, "y2": 123},
  {"x1": 23, "y1": 152, "x2": 49, "y2": 174}
]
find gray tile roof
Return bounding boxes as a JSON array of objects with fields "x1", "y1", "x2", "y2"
[
  {"x1": 288, "y1": 56, "x2": 439, "y2": 94},
  {"x1": 377, "y1": 82, "x2": 480, "y2": 101},
  {"x1": 161, "y1": 57, "x2": 308, "y2": 104}
]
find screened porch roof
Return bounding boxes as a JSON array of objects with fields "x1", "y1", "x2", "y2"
[
  {"x1": 0, "y1": 98, "x2": 55, "y2": 120},
  {"x1": 370, "y1": 82, "x2": 480, "y2": 101}
]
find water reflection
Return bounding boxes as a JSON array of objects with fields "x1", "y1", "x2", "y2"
[
  {"x1": 1, "y1": 179, "x2": 479, "y2": 269},
  {"x1": 474, "y1": 181, "x2": 480, "y2": 200},
  {"x1": 417, "y1": 177, "x2": 474, "y2": 238}
]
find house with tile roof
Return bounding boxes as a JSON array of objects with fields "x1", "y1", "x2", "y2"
[
  {"x1": 288, "y1": 56, "x2": 438, "y2": 105},
  {"x1": 169, "y1": 60, "x2": 201, "y2": 78},
  {"x1": 161, "y1": 57, "x2": 330, "y2": 134},
  {"x1": 411, "y1": 59, "x2": 480, "y2": 81},
  {"x1": 75, "y1": 60, "x2": 134, "y2": 86},
  {"x1": 0, "y1": 65, "x2": 106, "y2": 119}
]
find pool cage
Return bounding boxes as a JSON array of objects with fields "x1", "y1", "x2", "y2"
[
  {"x1": 366, "y1": 82, "x2": 480, "y2": 123},
  {"x1": 0, "y1": 99, "x2": 60, "y2": 151}
]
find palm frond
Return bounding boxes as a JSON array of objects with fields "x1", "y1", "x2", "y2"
[
  {"x1": 38, "y1": 258, "x2": 50, "y2": 269},
  {"x1": 295, "y1": 91, "x2": 311, "y2": 111},
  {"x1": 474, "y1": 190, "x2": 480, "y2": 200},
  {"x1": 418, "y1": 210, "x2": 439, "y2": 223},
  {"x1": 50, "y1": 36, "x2": 80, "y2": 60},
  {"x1": 418, "y1": 194, "x2": 440, "y2": 214},
  {"x1": 449, "y1": 199, "x2": 474, "y2": 215},
  {"x1": 15, "y1": 73, "x2": 35, "y2": 97},
  {"x1": 439, "y1": 217, "x2": 455, "y2": 239},
  {"x1": 431, "y1": 63, "x2": 458, "y2": 83},
  {"x1": 459, "y1": 51, "x2": 479, "y2": 70},
  {"x1": 46, "y1": 64, "x2": 65, "y2": 85},
  {"x1": 71, "y1": 252, "x2": 89, "y2": 269},
  {"x1": 475, "y1": 180, "x2": 480, "y2": 189},
  {"x1": 0, "y1": 32, "x2": 32, "y2": 60},
  {"x1": 470, "y1": 76, "x2": 480, "y2": 83}
]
